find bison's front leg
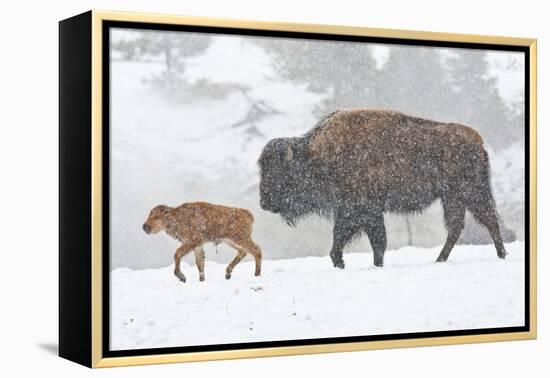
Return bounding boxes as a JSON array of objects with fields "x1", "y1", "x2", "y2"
[
  {"x1": 330, "y1": 215, "x2": 361, "y2": 269},
  {"x1": 364, "y1": 213, "x2": 387, "y2": 267}
]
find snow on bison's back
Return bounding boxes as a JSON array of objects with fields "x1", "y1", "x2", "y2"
[{"x1": 258, "y1": 108, "x2": 507, "y2": 269}]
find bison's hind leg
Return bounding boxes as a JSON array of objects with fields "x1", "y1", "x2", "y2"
[
  {"x1": 464, "y1": 159, "x2": 508, "y2": 259},
  {"x1": 436, "y1": 196, "x2": 466, "y2": 262},
  {"x1": 463, "y1": 147, "x2": 507, "y2": 259},
  {"x1": 466, "y1": 193, "x2": 507, "y2": 260}
]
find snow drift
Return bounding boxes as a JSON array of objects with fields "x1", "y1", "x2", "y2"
[{"x1": 110, "y1": 241, "x2": 525, "y2": 350}]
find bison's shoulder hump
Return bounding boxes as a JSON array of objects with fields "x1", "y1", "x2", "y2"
[{"x1": 306, "y1": 108, "x2": 406, "y2": 157}]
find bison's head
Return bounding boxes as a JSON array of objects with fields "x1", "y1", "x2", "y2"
[
  {"x1": 142, "y1": 205, "x2": 172, "y2": 234},
  {"x1": 258, "y1": 137, "x2": 320, "y2": 226}
]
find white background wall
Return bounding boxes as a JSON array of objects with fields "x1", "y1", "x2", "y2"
[{"x1": 0, "y1": 0, "x2": 547, "y2": 376}]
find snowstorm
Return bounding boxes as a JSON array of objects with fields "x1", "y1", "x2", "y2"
[
  {"x1": 108, "y1": 28, "x2": 526, "y2": 350},
  {"x1": 110, "y1": 28, "x2": 524, "y2": 270}
]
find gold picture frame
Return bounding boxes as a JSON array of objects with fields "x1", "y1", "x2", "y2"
[{"x1": 59, "y1": 9, "x2": 537, "y2": 368}]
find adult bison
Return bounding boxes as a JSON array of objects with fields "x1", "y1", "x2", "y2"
[{"x1": 258, "y1": 109, "x2": 507, "y2": 268}]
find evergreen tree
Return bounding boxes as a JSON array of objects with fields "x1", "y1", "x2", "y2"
[
  {"x1": 111, "y1": 31, "x2": 211, "y2": 91},
  {"x1": 446, "y1": 49, "x2": 514, "y2": 149},
  {"x1": 373, "y1": 46, "x2": 455, "y2": 121},
  {"x1": 257, "y1": 38, "x2": 379, "y2": 114}
]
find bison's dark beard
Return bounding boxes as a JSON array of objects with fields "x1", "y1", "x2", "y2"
[
  {"x1": 278, "y1": 200, "x2": 311, "y2": 227},
  {"x1": 278, "y1": 195, "x2": 333, "y2": 227},
  {"x1": 281, "y1": 211, "x2": 299, "y2": 227}
]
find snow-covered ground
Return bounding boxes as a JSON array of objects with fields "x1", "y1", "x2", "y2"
[{"x1": 110, "y1": 241, "x2": 525, "y2": 350}]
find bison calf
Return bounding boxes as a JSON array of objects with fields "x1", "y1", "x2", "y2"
[{"x1": 142, "y1": 202, "x2": 262, "y2": 282}]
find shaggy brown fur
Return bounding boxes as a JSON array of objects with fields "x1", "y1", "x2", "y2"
[
  {"x1": 259, "y1": 108, "x2": 507, "y2": 269},
  {"x1": 306, "y1": 109, "x2": 486, "y2": 207},
  {"x1": 143, "y1": 202, "x2": 262, "y2": 282}
]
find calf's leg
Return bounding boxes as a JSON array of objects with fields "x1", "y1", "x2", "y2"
[
  {"x1": 193, "y1": 246, "x2": 206, "y2": 282},
  {"x1": 174, "y1": 242, "x2": 199, "y2": 283},
  {"x1": 225, "y1": 249, "x2": 246, "y2": 280},
  {"x1": 225, "y1": 238, "x2": 262, "y2": 278},
  {"x1": 238, "y1": 238, "x2": 262, "y2": 277}
]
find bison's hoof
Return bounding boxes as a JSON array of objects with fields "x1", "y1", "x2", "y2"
[
  {"x1": 199, "y1": 276, "x2": 205, "y2": 282},
  {"x1": 333, "y1": 259, "x2": 345, "y2": 269},
  {"x1": 498, "y1": 252, "x2": 507, "y2": 260},
  {"x1": 178, "y1": 276, "x2": 186, "y2": 283},
  {"x1": 225, "y1": 273, "x2": 231, "y2": 280},
  {"x1": 374, "y1": 262, "x2": 383, "y2": 268}
]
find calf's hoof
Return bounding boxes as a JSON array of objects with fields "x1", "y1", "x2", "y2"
[
  {"x1": 177, "y1": 276, "x2": 186, "y2": 283},
  {"x1": 332, "y1": 259, "x2": 345, "y2": 269},
  {"x1": 225, "y1": 273, "x2": 231, "y2": 280},
  {"x1": 498, "y1": 251, "x2": 508, "y2": 260},
  {"x1": 199, "y1": 275, "x2": 205, "y2": 282}
]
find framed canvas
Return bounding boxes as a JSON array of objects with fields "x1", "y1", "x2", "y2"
[{"x1": 59, "y1": 10, "x2": 537, "y2": 368}]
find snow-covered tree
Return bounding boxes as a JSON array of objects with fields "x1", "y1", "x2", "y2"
[
  {"x1": 257, "y1": 38, "x2": 379, "y2": 113},
  {"x1": 373, "y1": 46, "x2": 455, "y2": 121},
  {"x1": 447, "y1": 50, "x2": 517, "y2": 149},
  {"x1": 111, "y1": 31, "x2": 211, "y2": 91}
]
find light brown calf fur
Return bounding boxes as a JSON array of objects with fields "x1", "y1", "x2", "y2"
[{"x1": 142, "y1": 202, "x2": 262, "y2": 283}]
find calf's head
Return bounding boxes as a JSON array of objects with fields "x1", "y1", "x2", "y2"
[
  {"x1": 258, "y1": 137, "x2": 316, "y2": 225},
  {"x1": 143, "y1": 205, "x2": 172, "y2": 234}
]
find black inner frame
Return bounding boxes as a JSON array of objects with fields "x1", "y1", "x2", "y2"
[{"x1": 102, "y1": 20, "x2": 531, "y2": 358}]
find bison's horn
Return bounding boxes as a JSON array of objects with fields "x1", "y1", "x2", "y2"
[{"x1": 285, "y1": 144, "x2": 294, "y2": 161}]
